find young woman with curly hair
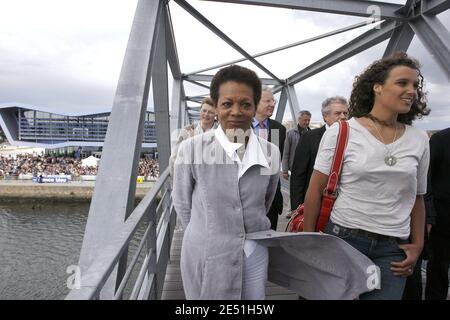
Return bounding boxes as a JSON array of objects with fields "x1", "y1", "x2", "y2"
[{"x1": 303, "y1": 52, "x2": 430, "y2": 299}]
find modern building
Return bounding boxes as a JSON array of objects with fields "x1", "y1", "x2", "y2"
[{"x1": 0, "y1": 103, "x2": 157, "y2": 154}]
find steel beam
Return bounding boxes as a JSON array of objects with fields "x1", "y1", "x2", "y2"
[
  {"x1": 165, "y1": 4, "x2": 182, "y2": 80},
  {"x1": 186, "y1": 20, "x2": 373, "y2": 76},
  {"x1": 383, "y1": 22, "x2": 415, "y2": 57},
  {"x1": 276, "y1": 86, "x2": 289, "y2": 122},
  {"x1": 180, "y1": 84, "x2": 187, "y2": 129},
  {"x1": 272, "y1": 83, "x2": 284, "y2": 94},
  {"x1": 181, "y1": 96, "x2": 188, "y2": 126},
  {"x1": 174, "y1": 0, "x2": 282, "y2": 83},
  {"x1": 170, "y1": 79, "x2": 183, "y2": 134},
  {"x1": 184, "y1": 79, "x2": 211, "y2": 90},
  {"x1": 287, "y1": 21, "x2": 398, "y2": 85},
  {"x1": 202, "y1": 0, "x2": 406, "y2": 20},
  {"x1": 184, "y1": 73, "x2": 280, "y2": 85},
  {"x1": 422, "y1": 0, "x2": 450, "y2": 16},
  {"x1": 395, "y1": 0, "x2": 417, "y2": 15},
  {"x1": 409, "y1": 14, "x2": 450, "y2": 80},
  {"x1": 153, "y1": 9, "x2": 172, "y2": 172},
  {"x1": 186, "y1": 96, "x2": 206, "y2": 103},
  {"x1": 78, "y1": 0, "x2": 164, "y2": 298},
  {"x1": 186, "y1": 94, "x2": 208, "y2": 100},
  {"x1": 275, "y1": 85, "x2": 300, "y2": 122},
  {"x1": 286, "y1": 85, "x2": 301, "y2": 122}
]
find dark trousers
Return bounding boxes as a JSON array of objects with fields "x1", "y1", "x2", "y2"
[
  {"x1": 402, "y1": 229, "x2": 431, "y2": 300},
  {"x1": 425, "y1": 230, "x2": 450, "y2": 300},
  {"x1": 267, "y1": 186, "x2": 283, "y2": 230},
  {"x1": 402, "y1": 257, "x2": 423, "y2": 300}
]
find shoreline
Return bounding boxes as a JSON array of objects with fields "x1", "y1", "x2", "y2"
[{"x1": 0, "y1": 180, "x2": 154, "y2": 202}]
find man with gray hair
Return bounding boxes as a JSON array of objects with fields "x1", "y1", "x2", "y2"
[
  {"x1": 289, "y1": 96, "x2": 348, "y2": 212},
  {"x1": 282, "y1": 110, "x2": 311, "y2": 180}
]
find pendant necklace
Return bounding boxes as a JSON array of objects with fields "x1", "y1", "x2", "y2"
[{"x1": 369, "y1": 118, "x2": 398, "y2": 166}]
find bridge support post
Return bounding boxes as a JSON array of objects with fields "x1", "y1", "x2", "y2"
[{"x1": 77, "y1": 0, "x2": 166, "y2": 299}]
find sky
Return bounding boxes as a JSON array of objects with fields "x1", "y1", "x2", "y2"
[{"x1": 1, "y1": 0, "x2": 449, "y2": 130}]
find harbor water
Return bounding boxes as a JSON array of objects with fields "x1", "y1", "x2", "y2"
[{"x1": 0, "y1": 201, "x2": 89, "y2": 300}]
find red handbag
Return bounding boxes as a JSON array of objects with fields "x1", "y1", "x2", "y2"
[{"x1": 286, "y1": 120, "x2": 349, "y2": 232}]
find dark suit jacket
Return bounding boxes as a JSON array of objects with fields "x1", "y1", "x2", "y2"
[
  {"x1": 267, "y1": 118, "x2": 286, "y2": 157},
  {"x1": 253, "y1": 118, "x2": 286, "y2": 229},
  {"x1": 427, "y1": 127, "x2": 450, "y2": 237},
  {"x1": 290, "y1": 125, "x2": 326, "y2": 210}
]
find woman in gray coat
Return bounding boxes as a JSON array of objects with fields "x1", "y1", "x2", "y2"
[
  {"x1": 173, "y1": 65, "x2": 381, "y2": 300},
  {"x1": 173, "y1": 65, "x2": 280, "y2": 299}
]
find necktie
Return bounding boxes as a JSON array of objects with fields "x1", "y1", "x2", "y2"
[{"x1": 259, "y1": 121, "x2": 267, "y2": 140}]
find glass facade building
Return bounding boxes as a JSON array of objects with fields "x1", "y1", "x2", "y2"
[{"x1": 0, "y1": 104, "x2": 157, "y2": 148}]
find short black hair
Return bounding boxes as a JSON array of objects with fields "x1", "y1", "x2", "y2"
[{"x1": 210, "y1": 65, "x2": 262, "y2": 107}]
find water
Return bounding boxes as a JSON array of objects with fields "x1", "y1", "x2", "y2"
[{"x1": 0, "y1": 202, "x2": 89, "y2": 300}]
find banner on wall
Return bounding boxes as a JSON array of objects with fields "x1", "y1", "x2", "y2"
[{"x1": 32, "y1": 176, "x2": 69, "y2": 183}]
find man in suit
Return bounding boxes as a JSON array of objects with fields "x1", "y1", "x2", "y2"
[
  {"x1": 282, "y1": 110, "x2": 311, "y2": 180},
  {"x1": 290, "y1": 96, "x2": 348, "y2": 211},
  {"x1": 252, "y1": 86, "x2": 286, "y2": 230},
  {"x1": 425, "y1": 127, "x2": 450, "y2": 300}
]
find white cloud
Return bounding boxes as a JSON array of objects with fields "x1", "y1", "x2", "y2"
[{"x1": 0, "y1": 0, "x2": 137, "y2": 111}]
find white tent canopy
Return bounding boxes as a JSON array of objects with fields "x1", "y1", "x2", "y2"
[{"x1": 81, "y1": 155, "x2": 100, "y2": 167}]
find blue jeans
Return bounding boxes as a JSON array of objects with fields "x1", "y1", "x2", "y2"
[{"x1": 324, "y1": 221, "x2": 409, "y2": 300}]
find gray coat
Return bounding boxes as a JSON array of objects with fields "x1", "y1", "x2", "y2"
[
  {"x1": 169, "y1": 122, "x2": 218, "y2": 177},
  {"x1": 172, "y1": 130, "x2": 280, "y2": 299},
  {"x1": 282, "y1": 126, "x2": 309, "y2": 172},
  {"x1": 248, "y1": 230, "x2": 380, "y2": 300},
  {"x1": 173, "y1": 131, "x2": 378, "y2": 300}
]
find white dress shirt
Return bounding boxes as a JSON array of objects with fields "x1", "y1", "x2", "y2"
[{"x1": 214, "y1": 125, "x2": 270, "y2": 257}]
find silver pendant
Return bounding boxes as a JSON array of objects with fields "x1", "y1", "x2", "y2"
[{"x1": 384, "y1": 155, "x2": 397, "y2": 166}]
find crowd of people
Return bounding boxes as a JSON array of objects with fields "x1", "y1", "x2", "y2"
[
  {"x1": 136, "y1": 157, "x2": 160, "y2": 179},
  {"x1": 0, "y1": 153, "x2": 159, "y2": 179},
  {"x1": 171, "y1": 52, "x2": 450, "y2": 300}
]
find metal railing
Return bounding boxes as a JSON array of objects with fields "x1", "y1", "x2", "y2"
[{"x1": 65, "y1": 168, "x2": 176, "y2": 300}]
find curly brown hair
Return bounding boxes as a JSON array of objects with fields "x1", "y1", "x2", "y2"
[{"x1": 349, "y1": 52, "x2": 429, "y2": 125}]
